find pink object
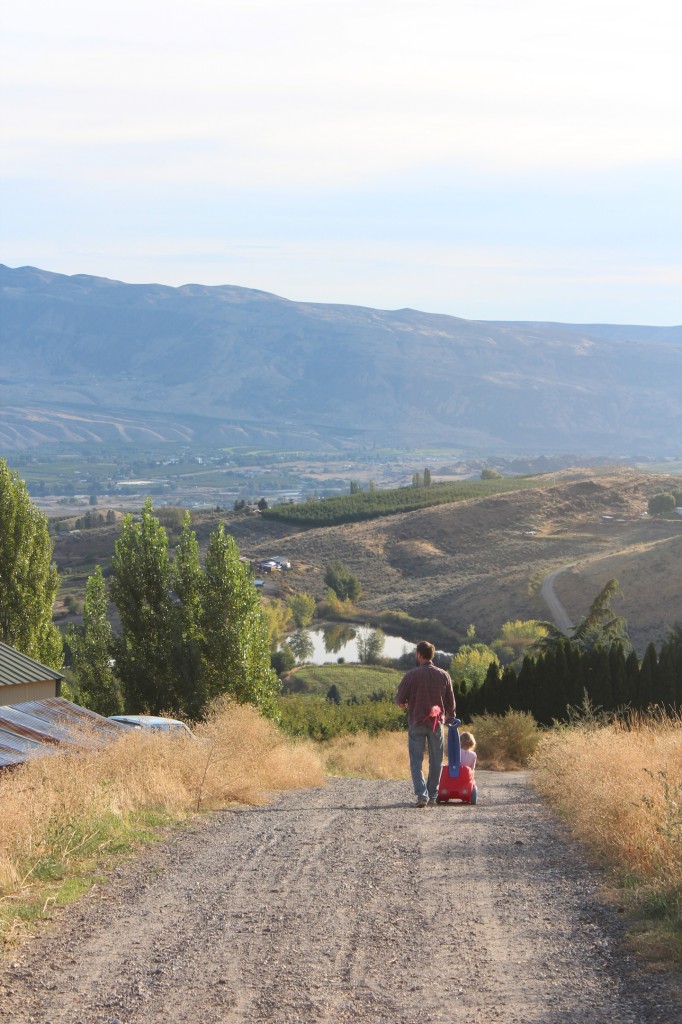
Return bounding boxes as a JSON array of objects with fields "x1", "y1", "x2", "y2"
[{"x1": 427, "y1": 705, "x2": 442, "y2": 732}]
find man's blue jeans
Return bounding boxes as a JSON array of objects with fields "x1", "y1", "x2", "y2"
[{"x1": 408, "y1": 723, "x2": 444, "y2": 802}]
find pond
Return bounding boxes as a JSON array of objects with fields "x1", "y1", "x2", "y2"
[{"x1": 285, "y1": 623, "x2": 416, "y2": 665}]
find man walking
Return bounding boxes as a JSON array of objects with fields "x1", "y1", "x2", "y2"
[{"x1": 395, "y1": 641, "x2": 456, "y2": 807}]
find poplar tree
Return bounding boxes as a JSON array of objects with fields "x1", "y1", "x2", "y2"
[
  {"x1": 201, "y1": 523, "x2": 280, "y2": 716},
  {"x1": 67, "y1": 565, "x2": 122, "y2": 715},
  {"x1": 0, "y1": 458, "x2": 62, "y2": 668},
  {"x1": 110, "y1": 498, "x2": 175, "y2": 713},
  {"x1": 170, "y1": 511, "x2": 205, "y2": 718}
]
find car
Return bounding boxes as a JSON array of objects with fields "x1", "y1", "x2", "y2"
[
  {"x1": 107, "y1": 715, "x2": 194, "y2": 737},
  {"x1": 271, "y1": 557, "x2": 291, "y2": 569}
]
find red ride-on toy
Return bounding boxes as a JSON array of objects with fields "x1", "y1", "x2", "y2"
[{"x1": 437, "y1": 719, "x2": 478, "y2": 804}]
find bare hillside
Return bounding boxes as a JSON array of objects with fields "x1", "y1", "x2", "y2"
[
  {"x1": 52, "y1": 470, "x2": 680, "y2": 653},
  {"x1": 234, "y1": 471, "x2": 679, "y2": 652}
]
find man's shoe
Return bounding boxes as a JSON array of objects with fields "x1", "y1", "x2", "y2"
[
  {"x1": 427, "y1": 798, "x2": 438, "y2": 806},
  {"x1": 416, "y1": 798, "x2": 428, "y2": 808}
]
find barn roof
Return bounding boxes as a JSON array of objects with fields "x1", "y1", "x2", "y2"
[
  {"x1": 0, "y1": 641, "x2": 64, "y2": 688},
  {"x1": 0, "y1": 697, "x2": 123, "y2": 768}
]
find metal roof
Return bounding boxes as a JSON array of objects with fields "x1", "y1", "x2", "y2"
[
  {"x1": 0, "y1": 641, "x2": 64, "y2": 687},
  {"x1": 0, "y1": 697, "x2": 124, "y2": 769},
  {"x1": 0, "y1": 728, "x2": 57, "y2": 769}
]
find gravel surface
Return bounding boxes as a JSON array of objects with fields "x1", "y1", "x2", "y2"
[{"x1": 0, "y1": 771, "x2": 679, "y2": 1024}]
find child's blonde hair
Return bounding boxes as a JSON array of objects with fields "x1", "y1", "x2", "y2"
[{"x1": 459, "y1": 731, "x2": 476, "y2": 750}]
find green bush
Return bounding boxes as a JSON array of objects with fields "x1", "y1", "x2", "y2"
[{"x1": 277, "y1": 695, "x2": 406, "y2": 741}]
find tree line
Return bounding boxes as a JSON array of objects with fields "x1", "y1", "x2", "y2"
[
  {"x1": 0, "y1": 459, "x2": 278, "y2": 721},
  {"x1": 68, "y1": 500, "x2": 279, "y2": 719},
  {"x1": 459, "y1": 634, "x2": 682, "y2": 724},
  {"x1": 261, "y1": 476, "x2": 540, "y2": 527},
  {"x1": 455, "y1": 580, "x2": 682, "y2": 724}
]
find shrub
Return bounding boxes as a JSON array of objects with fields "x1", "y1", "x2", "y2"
[{"x1": 467, "y1": 710, "x2": 542, "y2": 768}]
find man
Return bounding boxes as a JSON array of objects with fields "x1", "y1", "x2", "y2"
[{"x1": 395, "y1": 641, "x2": 456, "y2": 807}]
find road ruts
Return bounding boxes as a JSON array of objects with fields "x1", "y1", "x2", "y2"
[{"x1": 0, "y1": 773, "x2": 679, "y2": 1024}]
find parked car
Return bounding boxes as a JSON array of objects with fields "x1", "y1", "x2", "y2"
[
  {"x1": 271, "y1": 557, "x2": 291, "y2": 569},
  {"x1": 107, "y1": 715, "x2": 194, "y2": 737}
]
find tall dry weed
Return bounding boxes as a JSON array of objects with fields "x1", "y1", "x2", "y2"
[
  {"x1": 324, "y1": 731, "x2": 409, "y2": 779},
  {"x1": 0, "y1": 701, "x2": 324, "y2": 930},
  {"x1": 531, "y1": 711, "x2": 682, "y2": 918}
]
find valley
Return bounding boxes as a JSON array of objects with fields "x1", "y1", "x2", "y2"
[{"x1": 51, "y1": 468, "x2": 682, "y2": 656}]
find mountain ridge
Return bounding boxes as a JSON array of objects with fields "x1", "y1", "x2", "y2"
[{"x1": 2, "y1": 263, "x2": 681, "y2": 453}]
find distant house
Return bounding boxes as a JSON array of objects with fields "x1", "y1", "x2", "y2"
[{"x1": 0, "y1": 642, "x2": 64, "y2": 707}]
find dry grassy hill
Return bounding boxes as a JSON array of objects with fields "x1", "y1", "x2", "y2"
[
  {"x1": 52, "y1": 470, "x2": 681, "y2": 654},
  {"x1": 228, "y1": 470, "x2": 680, "y2": 653}
]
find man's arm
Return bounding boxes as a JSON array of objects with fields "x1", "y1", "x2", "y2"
[
  {"x1": 443, "y1": 673, "x2": 456, "y2": 719},
  {"x1": 395, "y1": 671, "x2": 412, "y2": 707}
]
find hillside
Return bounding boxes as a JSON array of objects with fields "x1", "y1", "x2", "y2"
[
  {"x1": 53, "y1": 470, "x2": 682, "y2": 655},
  {"x1": 2, "y1": 264, "x2": 682, "y2": 454}
]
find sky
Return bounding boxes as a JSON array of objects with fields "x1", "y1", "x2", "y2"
[{"x1": 2, "y1": 0, "x2": 681, "y2": 323}]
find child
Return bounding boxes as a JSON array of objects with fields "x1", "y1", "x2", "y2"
[{"x1": 459, "y1": 731, "x2": 477, "y2": 771}]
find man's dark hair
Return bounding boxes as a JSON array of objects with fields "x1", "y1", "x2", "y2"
[{"x1": 416, "y1": 641, "x2": 435, "y2": 661}]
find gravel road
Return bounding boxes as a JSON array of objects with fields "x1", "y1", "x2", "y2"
[{"x1": 1, "y1": 772, "x2": 679, "y2": 1024}]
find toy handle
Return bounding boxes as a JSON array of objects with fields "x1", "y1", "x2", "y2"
[{"x1": 447, "y1": 719, "x2": 461, "y2": 778}]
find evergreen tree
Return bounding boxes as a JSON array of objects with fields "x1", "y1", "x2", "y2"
[
  {"x1": 515, "y1": 655, "x2": 535, "y2": 715},
  {"x1": 608, "y1": 644, "x2": 628, "y2": 708},
  {"x1": 637, "y1": 643, "x2": 658, "y2": 710},
  {"x1": 624, "y1": 649, "x2": 640, "y2": 707},
  {"x1": 0, "y1": 459, "x2": 62, "y2": 668},
  {"x1": 67, "y1": 565, "x2": 122, "y2": 715},
  {"x1": 501, "y1": 665, "x2": 519, "y2": 711},
  {"x1": 585, "y1": 646, "x2": 612, "y2": 711},
  {"x1": 423, "y1": 467, "x2": 432, "y2": 487}
]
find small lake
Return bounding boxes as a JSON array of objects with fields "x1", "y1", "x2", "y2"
[{"x1": 285, "y1": 623, "x2": 416, "y2": 665}]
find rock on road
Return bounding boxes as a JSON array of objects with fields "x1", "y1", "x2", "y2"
[{"x1": 0, "y1": 773, "x2": 679, "y2": 1024}]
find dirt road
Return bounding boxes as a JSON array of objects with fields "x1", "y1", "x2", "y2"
[
  {"x1": 540, "y1": 564, "x2": 576, "y2": 635},
  {"x1": 1, "y1": 773, "x2": 678, "y2": 1024}
]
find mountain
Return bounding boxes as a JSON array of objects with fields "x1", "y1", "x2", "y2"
[{"x1": 2, "y1": 264, "x2": 681, "y2": 453}]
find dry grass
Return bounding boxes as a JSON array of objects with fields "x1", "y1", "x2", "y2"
[
  {"x1": 531, "y1": 711, "x2": 682, "y2": 953},
  {"x1": 324, "y1": 731, "x2": 410, "y2": 779},
  {"x1": 469, "y1": 711, "x2": 542, "y2": 769},
  {"x1": 0, "y1": 700, "x2": 323, "y2": 944},
  {"x1": 323, "y1": 712, "x2": 540, "y2": 779}
]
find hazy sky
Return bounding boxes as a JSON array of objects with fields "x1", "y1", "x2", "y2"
[{"x1": 3, "y1": 0, "x2": 681, "y2": 323}]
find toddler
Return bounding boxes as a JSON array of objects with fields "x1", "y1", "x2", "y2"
[{"x1": 459, "y1": 731, "x2": 477, "y2": 771}]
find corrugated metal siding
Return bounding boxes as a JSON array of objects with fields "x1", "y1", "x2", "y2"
[
  {"x1": 0, "y1": 681, "x2": 58, "y2": 706},
  {"x1": 0, "y1": 697, "x2": 124, "y2": 769},
  {"x1": 0, "y1": 641, "x2": 64, "y2": 688}
]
